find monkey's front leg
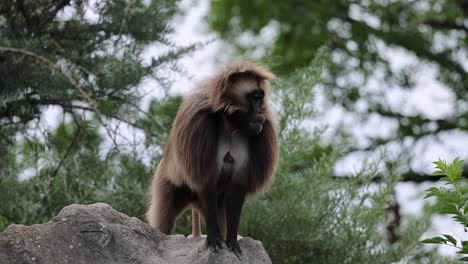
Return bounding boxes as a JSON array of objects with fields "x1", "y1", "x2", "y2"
[
  {"x1": 200, "y1": 186, "x2": 224, "y2": 252},
  {"x1": 226, "y1": 186, "x2": 246, "y2": 257}
]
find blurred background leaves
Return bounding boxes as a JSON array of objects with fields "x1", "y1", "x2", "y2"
[{"x1": 1, "y1": 0, "x2": 467, "y2": 263}]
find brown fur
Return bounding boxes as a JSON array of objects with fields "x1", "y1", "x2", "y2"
[{"x1": 147, "y1": 61, "x2": 278, "y2": 240}]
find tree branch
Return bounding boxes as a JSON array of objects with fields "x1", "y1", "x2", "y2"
[
  {"x1": 345, "y1": 16, "x2": 468, "y2": 77},
  {"x1": 0, "y1": 46, "x2": 122, "y2": 148},
  {"x1": 11, "y1": 97, "x2": 163, "y2": 139},
  {"x1": 344, "y1": 105, "x2": 467, "y2": 153},
  {"x1": 424, "y1": 19, "x2": 468, "y2": 34},
  {"x1": 51, "y1": 117, "x2": 81, "y2": 177},
  {"x1": 332, "y1": 169, "x2": 468, "y2": 183}
]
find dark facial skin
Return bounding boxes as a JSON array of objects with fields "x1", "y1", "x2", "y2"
[
  {"x1": 227, "y1": 90, "x2": 266, "y2": 136},
  {"x1": 246, "y1": 89, "x2": 266, "y2": 135}
]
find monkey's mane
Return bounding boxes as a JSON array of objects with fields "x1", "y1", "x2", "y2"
[{"x1": 166, "y1": 62, "x2": 278, "y2": 192}]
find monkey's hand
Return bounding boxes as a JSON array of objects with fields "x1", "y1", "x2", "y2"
[
  {"x1": 205, "y1": 236, "x2": 224, "y2": 253},
  {"x1": 226, "y1": 239, "x2": 242, "y2": 258}
]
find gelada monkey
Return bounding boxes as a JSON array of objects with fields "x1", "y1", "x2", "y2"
[{"x1": 147, "y1": 62, "x2": 278, "y2": 256}]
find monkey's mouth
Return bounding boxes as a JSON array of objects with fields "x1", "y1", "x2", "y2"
[{"x1": 247, "y1": 114, "x2": 265, "y2": 135}]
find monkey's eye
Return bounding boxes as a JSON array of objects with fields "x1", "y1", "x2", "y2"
[
  {"x1": 253, "y1": 89, "x2": 264, "y2": 97},
  {"x1": 255, "y1": 95, "x2": 264, "y2": 104},
  {"x1": 252, "y1": 90, "x2": 264, "y2": 102}
]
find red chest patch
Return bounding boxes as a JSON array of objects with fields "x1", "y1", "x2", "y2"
[{"x1": 223, "y1": 151, "x2": 234, "y2": 163}]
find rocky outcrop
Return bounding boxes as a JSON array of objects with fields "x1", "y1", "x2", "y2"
[{"x1": 0, "y1": 203, "x2": 271, "y2": 264}]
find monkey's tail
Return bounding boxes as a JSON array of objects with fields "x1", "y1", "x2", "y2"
[{"x1": 192, "y1": 207, "x2": 201, "y2": 238}]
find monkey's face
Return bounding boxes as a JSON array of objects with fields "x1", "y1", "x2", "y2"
[
  {"x1": 227, "y1": 89, "x2": 266, "y2": 136},
  {"x1": 245, "y1": 90, "x2": 266, "y2": 135}
]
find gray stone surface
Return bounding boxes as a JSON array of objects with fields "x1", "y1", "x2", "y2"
[{"x1": 0, "y1": 203, "x2": 271, "y2": 264}]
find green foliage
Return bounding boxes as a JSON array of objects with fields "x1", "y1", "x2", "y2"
[
  {"x1": 0, "y1": 0, "x2": 190, "y2": 228},
  {"x1": 0, "y1": 2, "x2": 443, "y2": 261},
  {"x1": 0, "y1": 44, "x2": 441, "y2": 263},
  {"x1": 0, "y1": 95, "x2": 179, "y2": 230},
  {"x1": 236, "y1": 52, "x2": 430, "y2": 264},
  {"x1": 421, "y1": 158, "x2": 468, "y2": 261},
  {"x1": 208, "y1": 0, "x2": 467, "y2": 85},
  {"x1": 0, "y1": 0, "x2": 193, "y2": 149},
  {"x1": 0, "y1": 46, "x2": 433, "y2": 262},
  {"x1": 138, "y1": 96, "x2": 183, "y2": 157},
  {"x1": 207, "y1": 0, "x2": 468, "y2": 180}
]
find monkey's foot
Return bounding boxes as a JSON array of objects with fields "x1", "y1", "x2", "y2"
[
  {"x1": 205, "y1": 236, "x2": 224, "y2": 253},
  {"x1": 226, "y1": 239, "x2": 242, "y2": 259}
]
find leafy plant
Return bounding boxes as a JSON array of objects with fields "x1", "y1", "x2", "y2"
[
  {"x1": 421, "y1": 158, "x2": 468, "y2": 261},
  {"x1": 239, "y1": 51, "x2": 430, "y2": 264},
  {"x1": 207, "y1": 0, "x2": 468, "y2": 183}
]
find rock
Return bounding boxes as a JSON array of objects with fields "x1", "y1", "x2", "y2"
[{"x1": 0, "y1": 203, "x2": 271, "y2": 264}]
